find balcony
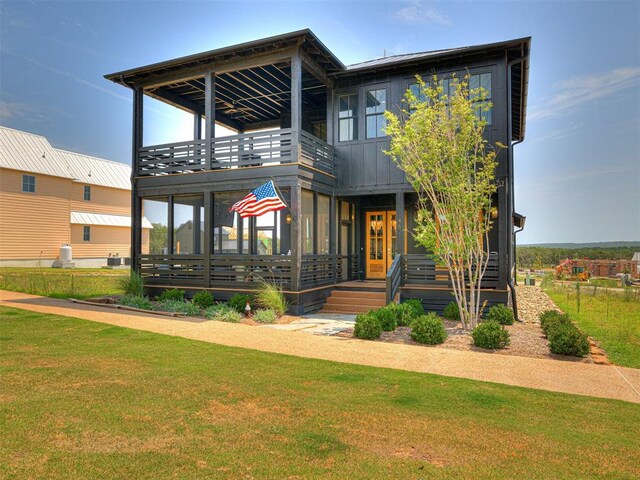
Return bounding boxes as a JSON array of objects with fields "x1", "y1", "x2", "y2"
[{"x1": 137, "y1": 129, "x2": 333, "y2": 178}]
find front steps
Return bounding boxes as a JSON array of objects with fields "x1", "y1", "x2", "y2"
[{"x1": 321, "y1": 288, "x2": 386, "y2": 314}]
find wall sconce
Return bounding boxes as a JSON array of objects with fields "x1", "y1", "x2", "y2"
[
  {"x1": 490, "y1": 206, "x2": 499, "y2": 219},
  {"x1": 285, "y1": 214, "x2": 292, "y2": 224}
]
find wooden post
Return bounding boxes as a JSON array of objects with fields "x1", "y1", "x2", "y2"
[
  {"x1": 330, "y1": 195, "x2": 337, "y2": 282},
  {"x1": 291, "y1": 53, "x2": 302, "y2": 162},
  {"x1": 290, "y1": 183, "x2": 302, "y2": 291},
  {"x1": 131, "y1": 87, "x2": 143, "y2": 272},
  {"x1": 203, "y1": 193, "x2": 212, "y2": 288},
  {"x1": 205, "y1": 72, "x2": 216, "y2": 170},
  {"x1": 395, "y1": 191, "x2": 405, "y2": 255},
  {"x1": 194, "y1": 113, "x2": 202, "y2": 140},
  {"x1": 326, "y1": 86, "x2": 334, "y2": 146}
]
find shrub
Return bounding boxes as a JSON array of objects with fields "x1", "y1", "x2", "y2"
[
  {"x1": 354, "y1": 313, "x2": 382, "y2": 340},
  {"x1": 118, "y1": 271, "x2": 144, "y2": 297},
  {"x1": 410, "y1": 313, "x2": 447, "y2": 345},
  {"x1": 540, "y1": 311, "x2": 572, "y2": 336},
  {"x1": 118, "y1": 295, "x2": 152, "y2": 310},
  {"x1": 372, "y1": 307, "x2": 398, "y2": 331},
  {"x1": 399, "y1": 299, "x2": 424, "y2": 326},
  {"x1": 485, "y1": 304, "x2": 515, "y2": 325},
  {"x1": 153, "y1": 299, "x2": 200, "y2": 316},
  {"x1": 443, "y1": 302, "x2": 460, "y2": 321},
  {"x1": 253, "y1": 309, "x2": 278, "y2": 324},
  {"x1": 256, "y1": 281, "x2": 288, "y2": 317},
  {"x1": 204, "y1": 304, "x2": 243, "y2": 323},
  {"x1": 192, "y1": 291, "x2": 214, "y2": 309},
  {"x1": 548, "y1": 324, "x2": 590, "y2": 357},
  {"x1": 158, "y1": 288, "x2": 185, "y2": 302},
  {"x1": 472, "y1": 321, "x2": 510, "y2": 349},
  {"x1": 228, "y1": 294, "x2": 253, "y2": 313}
]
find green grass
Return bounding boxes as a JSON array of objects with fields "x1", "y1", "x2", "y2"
[
  {"x1": 545, "y1": 283, "x2": 640, "y2": 368},
  {"x1": 0, "y1": 267, "x2": 126, "y2": 299},
  {"x1": 1, "y1": 306, "x2": 639, "y2": 479}
]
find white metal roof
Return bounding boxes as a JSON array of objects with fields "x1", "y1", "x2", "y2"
[
  {"x1": 71, "y1": 211, "x2": 152, "y2": 229},
  {"x1": 0, "y1": 126, "x2": 131, "y2": 190}
]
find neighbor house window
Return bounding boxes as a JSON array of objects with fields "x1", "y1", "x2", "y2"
[
  {"x1": 365, "y1": 88, "x2": 387, "y2": 138},
  {"x1": 83, "y1": 185, "x2": 91, "y2": 201},
  {"x1": 83, "y1": 226, "x2": 91, "y2": 242},
  {"x1": 338, "y1": 93, "x2": 358, "y2": 142},
  {"x1": 469, "y1": 73, "x2": 492, "y2": 125},
  {"x1": 22, "y1": 175, "x2": 35, "y2": 193}
]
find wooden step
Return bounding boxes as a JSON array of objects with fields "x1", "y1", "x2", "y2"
[
  {"x1": 324, "y1": 296, "x2": 386, "y2": 307},
  {"x1": 321, "y1": 288, "x2": 388, "y2": 314},
  {"x1": 321, "y1": 304, "x2": 373, "y2": 314},
  {"x1": 330, "y1": 290, "x2": 386, "y2": 299}
]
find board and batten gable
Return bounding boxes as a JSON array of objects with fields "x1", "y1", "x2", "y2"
[{"x1": 332, "y1": 52, "x2": 509, "y2": 195}]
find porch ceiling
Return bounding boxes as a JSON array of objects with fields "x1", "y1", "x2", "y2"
[{"x1": 145, "y1": 62, "x2": 325, "y2": 130}]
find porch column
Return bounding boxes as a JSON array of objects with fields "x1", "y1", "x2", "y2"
[
  {"x1": 205, "y1": 72, "x2": 216, "y2": 170},
  {"x1": 203, "y1": 193, "x2": 212, "y2": 288},
  {"x1": 290, "y1": 183, "x2": 302, "y2": 291},
  {"x1": 194, "y1": 113, "x2": 202, "y2": 140},
  {"x1": 131, "y1": 87, "x2": 143, "y2": 271},
  {"x1": 330, "y1": 196, "x2": 337, "y2": 282},
  {"x1": 290, "y1": 53, "x2": 302, "y2": 162},
  {"x1": 395, "y1": 191, "x2": 405, "y2": 256}
]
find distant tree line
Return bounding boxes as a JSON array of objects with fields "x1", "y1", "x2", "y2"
[{"x1": 516, "y1": 246, "x2": 639, "y2": 269}]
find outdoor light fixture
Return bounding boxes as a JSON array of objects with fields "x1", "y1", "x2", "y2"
[
  {"x1": 490, "y1": 206, "x2": 499, "y2": 219},
  {"x1": 285, "y1": 214, "x2": 292, "y2": 224}
]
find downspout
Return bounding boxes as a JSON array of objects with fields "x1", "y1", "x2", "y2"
[{"x1": 506, "y1": 50, "x2": 529, "y2": 322}]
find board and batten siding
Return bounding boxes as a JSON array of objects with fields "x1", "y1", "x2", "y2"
[{"x1": 0, "y1": 169, "x2": 71, "y2": 259}]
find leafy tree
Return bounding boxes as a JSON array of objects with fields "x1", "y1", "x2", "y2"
[
  {"x1": 150, "y1": 223, "x2": 168, "y2": 254},
  {"x1": 384, "y1": 75, "x2": 498, "y2": 330}
]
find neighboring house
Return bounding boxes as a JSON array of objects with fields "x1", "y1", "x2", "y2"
[
  {"x1": 0, "y1": 126, "x2": 151, "y2": 267},
  {"x1": 105, "y1": 29, "x2": 530, "y2": 314},
  {"x1": 633, "y1": 253, "x2": 640, "y2": 277}
]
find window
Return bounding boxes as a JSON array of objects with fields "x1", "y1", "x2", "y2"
[
  {"x1": 469, "y1": 73, "x2": 492, "y2": 125},
  {"x1": 173, "y1": 195, "x2": 204, "y2": 254},
  {"x1": 143, "y1": 197, "x2": 169, "y2": 254},
  {"x1": 301, "y1": 189, "x2": 315, "y2": 254},
  {"x1": 408, "y1": 80, "x2": 430, "y2": 113},
  {"x1": 317, "y1": 194, "x2": 330, "y2": 254},
  {"x1": 338, "y1": 93, "x2": 358, "y2": 142},
  {"x1": 83, "y1": 226, "x2": 91, "y2": 242},
  {"x1": 83, "y1": 185, "x2": 91, "y2": 201},
  {"x1": 365, "y1": 88, "x2": 387, "y2": 138},
  {"x1": 22, "y1": 175, "x2": 35, "y2": 193}
]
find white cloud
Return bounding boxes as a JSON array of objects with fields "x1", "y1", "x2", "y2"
[
  {"x1": 529, "y1": 67, "x2": 640, "y2": 121},
  {"x1": 393, "y1": 0, "x2": 451, "y2": 27}
]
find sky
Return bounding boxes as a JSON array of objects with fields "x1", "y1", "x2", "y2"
[{"x1": 1, "y1": 0, "x2": 639, "y2": 244}]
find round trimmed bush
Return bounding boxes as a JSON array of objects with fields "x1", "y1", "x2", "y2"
[
  {"x1": 541, "y1": 312, "x2": 572, "y2": 337},
  {"x1": 158, "y1": 288, "x2": 185, "y2": 302},
  {"x1": 472, "y1": 321, "x2": 510, "y2": 349},
  {"x1": 228, "y1": 294, "x2": 253, "y2": 313},
  {"x1": 443, "y1": 302, "x2": 460, "y2": 321},
  {"x1": 354, "y1": 313, "x2": 382, "y2": 340},
  {"x1": 548, "y1": 324, "x2": 590, "y2": 357},
  {"x1": 192, "y1": 291, "x2": 214, "y2": 309},
  {"x1": 485, "y1": 304, "x2": 515, "y2": 325},
  {"x1": 410, "y1": 313, "x2": 447, "y2": 345},
  {"x1": 402, "y1": 299, "x2": 424, "y2": 322},
  {"x1": 373, "y1": 307, "x2": 398, "y2": 331}
]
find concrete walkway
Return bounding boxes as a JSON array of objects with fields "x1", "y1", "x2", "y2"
[{"x1": 1, "y1": 289, "x2": 639, "y2": 404}]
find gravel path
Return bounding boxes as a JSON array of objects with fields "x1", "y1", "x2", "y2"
[
  {"x1": 2, "y1": 289, "x2": 639, "y2": 403},
  {"x1": 515, "y1": 284, "x2": 561, "y2": 323}
]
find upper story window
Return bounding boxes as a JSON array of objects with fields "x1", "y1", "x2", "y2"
[
  {"x1": 408, "y1": 80, "x2": 430, "y2": 113},
  {"x1": 83, "y1": 185, "x2": 91, "y2": 201},
  {"x1": 365, "y1": 89, "x2": 387, "y2": 138},
  {"x1": 22, "y1": 174, "x2": 35, "y2": 193},
  {"x1": 83, "y1": 226, "x2": 91, "y2": 242},
  {"x1": 338, "y1": 93, "x2": 358, "y2": 142},
  {"x1": 469, "y1": 73, "x2": 492, "y2": 125}
]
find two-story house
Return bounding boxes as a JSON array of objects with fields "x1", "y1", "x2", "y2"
[{"x1": 105, "y1": 30, "x2": 530, "y2": 315}]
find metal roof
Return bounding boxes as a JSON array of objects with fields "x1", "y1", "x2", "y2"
[
  {"x1": 71, "y1": 212, "x2": 152, "y2": 229},
  {"x1": 0, "y1": 126, "x2": 131, "y2": 190}
]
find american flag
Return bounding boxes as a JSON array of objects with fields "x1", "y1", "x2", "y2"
[{"x1": 229, "y1": 180, "x2": 287, "y2": 218}]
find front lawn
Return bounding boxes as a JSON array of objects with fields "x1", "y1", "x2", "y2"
[
  {"x1": 544, "y1": 282, "x2": 640, "y2": 368},
  {"x1": 0, "y1": 267, "x2": 127, "y2": 299},
  {"x1": 1, "y1": 306, "x2": 639, "y2": 479}
]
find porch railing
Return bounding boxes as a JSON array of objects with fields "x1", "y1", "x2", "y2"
[
  {"x1": 402, "y1": 254, "x2": 500, "y2": 289},
  {"x1": 139, "y1": 254, "x2": 205, "y2": 285},
  {"x1": 300, "y1": 254, "x2": 344, "y2": 289},
  {"x1": 385, "y1": 254, "x2": 403, "y2": 304},
  {"x1": 136, "y1": 129, "x2": 333, "y2": 177},
  {"x1": 210, "y1": 255, "x2": 292, "y2": 288}
]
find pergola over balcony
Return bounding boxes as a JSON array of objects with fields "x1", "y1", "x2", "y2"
[{"x1": 105, "y1": 30, "x2": 343, "y2": 177}]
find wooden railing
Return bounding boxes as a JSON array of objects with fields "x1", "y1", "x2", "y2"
[
  {"x1": 300, "y1": 254, "x2": 344, "y2": 289},
  {"x1": 137, "y1": 129, "x2": 333, "y2": 177},
  {"x1": 139, "y1": 254, "x2": 205, "y2": 284},
  {"x1": 299, "y1": 130, "x2": 334, "y2": 175},
  {"x1": 402, "y1": 254, "x2": 500, "y2": 288},
  {"x1": 210, "y1": 255, "x2": 292, "y2": 288},
  {"x1": 386, "y1": 254, "x2": 403, "y2": 304}
]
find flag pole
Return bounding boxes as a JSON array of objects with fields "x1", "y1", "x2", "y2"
[{"x1": 269, "y1": 177, "x2": 289, "y2": 210}]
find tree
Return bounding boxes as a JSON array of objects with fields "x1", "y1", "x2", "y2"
[
  {"x1": 149, "y1": 223, "x2": 168, "y2": 254},
  {"x1": 384, "y1": 75, "x2": 499, "y2": 330}
]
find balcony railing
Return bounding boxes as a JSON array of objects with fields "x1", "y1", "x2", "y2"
[{"x1": 137, "y1": 129, "x2": 333, "y2": 177}]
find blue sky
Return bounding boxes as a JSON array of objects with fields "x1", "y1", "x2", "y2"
[{"x1": 1, "y1": 0, "x2": 639, "y2": 244}]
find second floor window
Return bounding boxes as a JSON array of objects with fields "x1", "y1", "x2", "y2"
[
  {"x1": 469, "y1": 73, "x2": 492, "y2": 125},
  {"x1": 365, "y1": 89, "x2": 387, "y2": 138},
  {"x1": 408, "y1": 81, "x2": 430, "y2": 113},
  {"x1": 83, "y1": 226, "x2": 91, "y2": 242},
  {"x1": 338, "y1": 93, "x2": 358, "y2": 142},
  {"x1": 84, "y1": 185, "x2": 91, "y2": 201},
  {"x1": 22, "y1": 174, "x2": 35, "y2": 193}
]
